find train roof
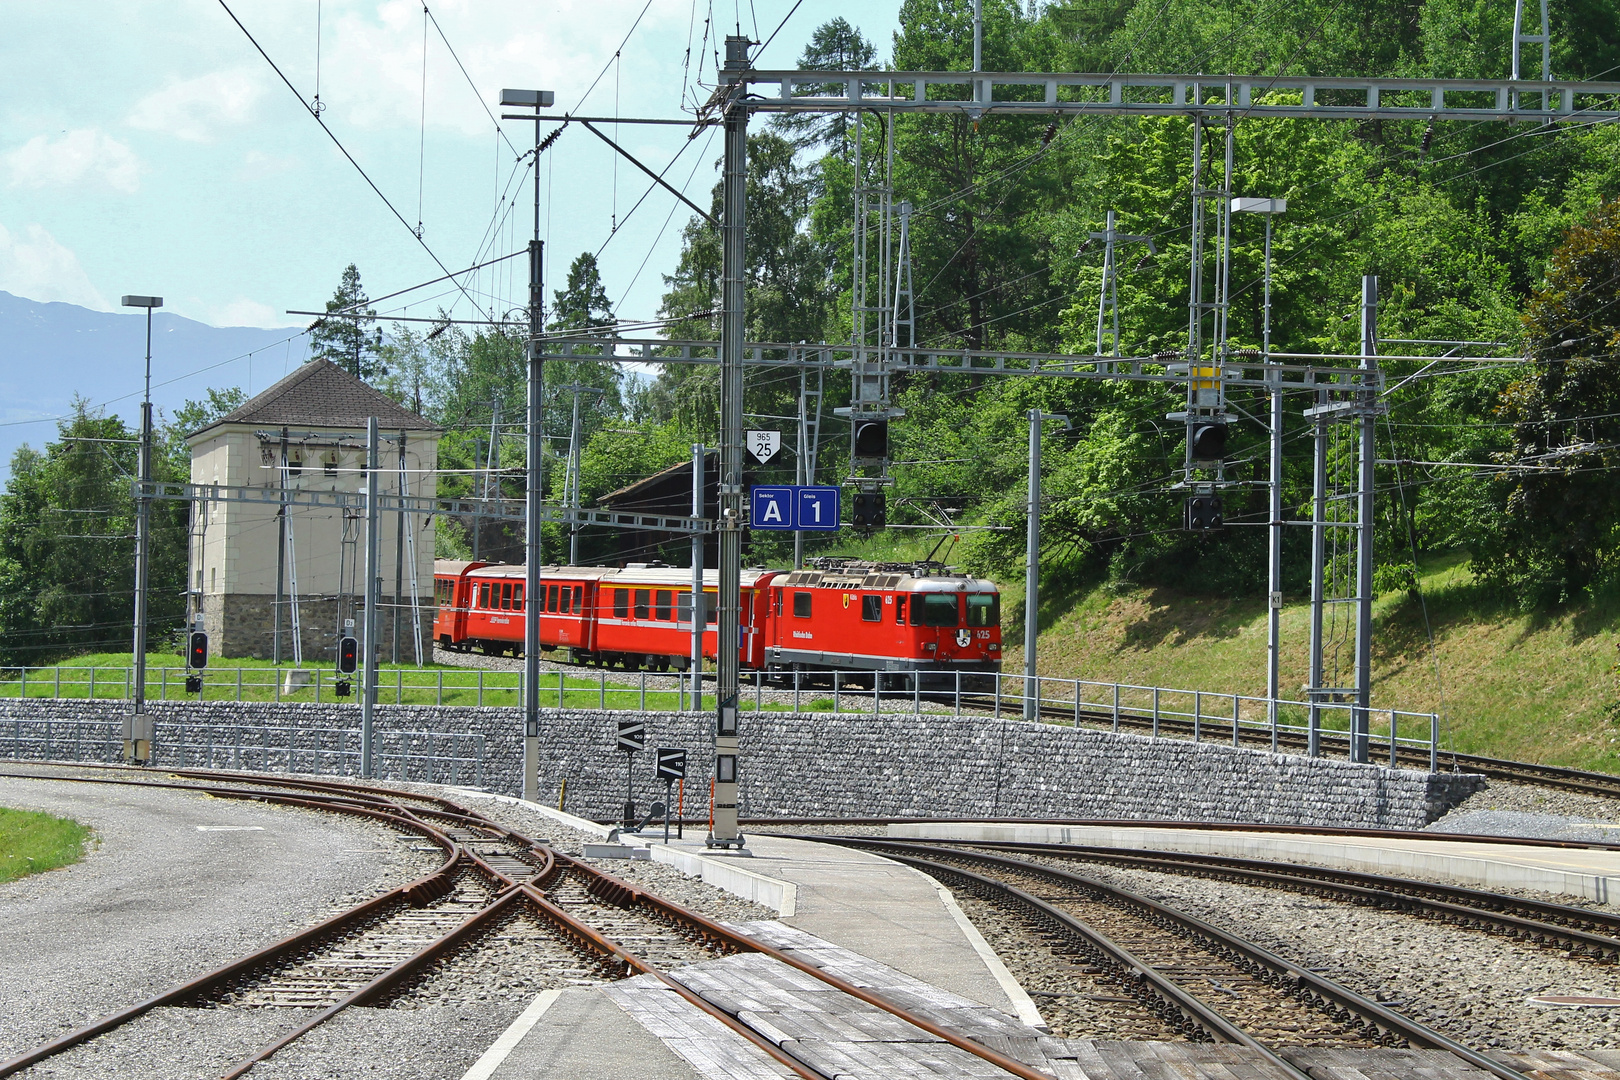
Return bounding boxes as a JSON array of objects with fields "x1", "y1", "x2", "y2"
[
  {"x1": 436, "y1": 562, "x2": 776, "y2": 587},
  {"x1": 776, "y1": 559, "x2": 997, "y2": 594}
]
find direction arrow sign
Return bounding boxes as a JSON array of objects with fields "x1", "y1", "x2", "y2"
[
  {"x1": 656, "y1": 748, "x2": 688, "y2": 780},
  {"x1": 617, "y1": 719, "x2": 646, "y2": 753},
  {"x1": 746, "y1": 429, "x2": 781, "y2": 464},
  {"x1": 750, "y1": 485, "x2": 841, "y2": 532}
]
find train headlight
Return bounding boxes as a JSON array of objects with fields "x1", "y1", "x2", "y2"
[{"x1": 988, "y1": 643, "x2": 1000, "y2": 651}]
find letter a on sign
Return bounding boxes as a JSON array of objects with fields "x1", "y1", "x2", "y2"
[{"x1": 762, "y1": 499, "x2": 783, "y2": 523}]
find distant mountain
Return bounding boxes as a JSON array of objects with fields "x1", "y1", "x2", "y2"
[{"x1": 0, "y1": 291, "x2": 311, "y2": 478}]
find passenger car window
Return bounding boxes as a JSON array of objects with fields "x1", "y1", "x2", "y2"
[
  {"x1": 479, "y1": 583, "x2": 490, "y2": 609},
  {"x1": 560, "y1": 585, "x2": 572, "y2": 614},
  {"x1": 656, "y1": 590, "x2": 672, "y2": 620},
  {"x1": 634, "y1": 589, "x2": 650, "y2": 620},
  {"x1": 547, "y1": 585, "x2": 559, "y2": 612},
  {"x1": 512, "y1": 584, "x2": 524, "y2": 611},
  {"x1": 574, "y1": 586, "x2": 583, "y2": 611},
  {"x1": 793, "y1": 591, "x2": 812, "y2": 618},
  {"x1": 861, "y1": 595, "x2": 882, "y2": 622},
  {"x1": 966, "y1": 594, "x2": 999, "y2": 627},
  {"x1": 614, "y1": 589, "x2": 629, "y2": 619}
]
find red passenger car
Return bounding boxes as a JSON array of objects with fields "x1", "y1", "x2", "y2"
[{"x1": 432, "y1": 557, "x2": 1001, "y2": 688}]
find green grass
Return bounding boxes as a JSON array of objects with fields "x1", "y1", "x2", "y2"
[
  {"x1": 1002, "y1": 550, "x2": 1620, "y2": 774},
  {"x1": 0, "y1": 649, "x2": 918, "y2": 713},
  {"x1": 0, "y1": 806, "x2": 91, "y2": 884}
]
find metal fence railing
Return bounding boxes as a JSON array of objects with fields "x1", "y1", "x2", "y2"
[
  {"x1": 0, "y1": 663, "x2": 1439, "y2": 771},
  {"x1": 1, "y1": 716, "x2": 484, "y2": 787}
]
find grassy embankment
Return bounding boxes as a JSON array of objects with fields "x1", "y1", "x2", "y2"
[
  {"x1": 0, "y1": 807, "x2": 91, "y2": 884},
  {"x1": 835, "y1": 531, "x2": 1619, "y2": 772},
  {"x1": 0, "y1": 651, "x2": 844, "y2": 713}
]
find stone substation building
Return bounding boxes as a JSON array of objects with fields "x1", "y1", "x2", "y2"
[{"x1": 186, "y1": 359, "x2": 440, "y2": 662}]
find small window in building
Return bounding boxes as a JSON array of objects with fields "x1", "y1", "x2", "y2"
[
  {"x1": 547, "y1": 584, "x2": 559, "y2": 612},
  {"x1": 793, "y1": 591, "x2": 812, "y2": 618},
  {"x1": 614, "y1": 589, "x2": 629, "y2": 619},
  {"x1": 655, "y1": 589, "x2": 672, "y2": 621},
  {"x1": 210, "y1": 567, "x2": 217, "y2": 591},
  {"x1": 512, "y1": 584, "x2": 524, "y2": 611},
  {"x1": 323, "y1": 451, "x2": 338, "y2": 477},
  {"x1": 861, "y1": 595, "x2": 882, "y2": 622},
  {"x1": 896, "y1": 596, "x2": 907, "y2": 624},
  {"x1": 633, "y1": 589, "x2": 650, "y2": 620},
  {"x1": 560, "y1": 586, "x2": 572, "y2": 615},
  {"x1": 288, "y1": 453, "x2": 302, "y2": 476}
]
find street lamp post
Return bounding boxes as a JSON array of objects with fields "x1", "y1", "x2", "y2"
[
  {"x1": 122, "y1": 293, "x2": 162, "y2": 764},
  {"x1": 502, "y1": 87, "x2": 553, "y2": 804}
]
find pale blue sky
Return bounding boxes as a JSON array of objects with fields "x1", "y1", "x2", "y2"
[{"x1": 1, "y1": 1, "x2": 903, "y2": 332}]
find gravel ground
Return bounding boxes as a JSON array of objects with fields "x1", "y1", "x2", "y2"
[
  {"x1": 1429, "y1": 779, "x2": 1620, "y2": 842},
  {"x1": 248, "y1": 1003, "x2": 525, "y2": 1080},
  {"x1": 1008, "y1": 852, "x2": 1620, "y2": 1052},
  {"x1": 0, "y1": 764, "x2": 441, "y2": 1064}
]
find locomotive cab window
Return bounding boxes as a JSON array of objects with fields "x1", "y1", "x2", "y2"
[
  {"x1": 634, "y1": 589, "x2": 650, "y2": 620},
  {"x1": 655, "y1": 590, "x2": 672, "y2": 621},
  {"x1": 792, "y1": 591, "x2": 812, "y2": 618},
  {"x1": 920, "y1": 594, "x2": 960, "y2": 626},
  {"x1": 895, "y1": 596, "x2": 906, "y2": 624},
  {"x1": 966, "y1": 594, "x2": 998, "y2": 626},
  {"x1": 860, "y1": 595, "x2": 882, "y2": 622},
  {"x1": 614, "y1": 589, "x2": 629, "y2": 619}
]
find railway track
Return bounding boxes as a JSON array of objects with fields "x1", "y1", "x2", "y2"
[
  {"x1": 0, "y1": 766, "x2": 1057, "y2": 1080},
  {"x1": 798, "y1": 835, "x2": 1535, "y2": 1080}
]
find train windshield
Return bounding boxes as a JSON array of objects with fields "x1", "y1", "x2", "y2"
[
  {"x1": 966, "y1": 594, "x2": 999, "y2": 627},
  {"x1": 919, "y1": 594, "x2": 960, "y2": 626}
]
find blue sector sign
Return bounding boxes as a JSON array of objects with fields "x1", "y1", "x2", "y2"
[{"x1": 751, "y1": 485, "x2": 841, "y2": 531}]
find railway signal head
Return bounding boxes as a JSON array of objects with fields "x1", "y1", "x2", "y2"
[
  {"x1": 851, "y1": 492, "x2": 887, "y2": 531},
  {"x1": 1184, "y1": 495, "x2": 1225, "y2": 532},
  {"x1": 337, "y1": 636, "x2": 359, "y2": 674},
  {"x1": 852, "y1": 419, "x2": 888, "y2": 460},
  {"x1": 1188, "y1": 421, "x2": 1227, "y2": 464},
  {"x1": 187, "y1": 631, "x2": 208, "y2": 669}
]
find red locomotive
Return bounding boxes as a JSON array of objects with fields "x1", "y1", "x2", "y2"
[{"x1": 433, "y1": 558, "x2": 1001, "y2": 690}]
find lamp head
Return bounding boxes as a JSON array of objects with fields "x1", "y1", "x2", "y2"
[{"x1": 121, "y1": 295, "x2": 163, "y2": 308}]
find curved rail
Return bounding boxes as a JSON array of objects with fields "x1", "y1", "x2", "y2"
[
  {"x1": 799, "y1": 835, "x2": 1537, "y2": 1080},
  {"x1": 0, "y1": 768, "x2": 1057, "y2": 1080}
]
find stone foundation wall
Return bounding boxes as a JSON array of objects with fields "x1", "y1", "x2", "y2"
[
  {"x1": 0, "y1": 700, "x2": 1483, "y2": 829},
  {"x1": 201, "y1": 593, "x2": 434, "y2": 663}
]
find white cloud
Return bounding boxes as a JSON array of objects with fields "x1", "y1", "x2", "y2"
[
  {"x1": 210, "y1": 298, "x2": 288, "y2": 328},
  {"x1": 0, "y1": 221, "x2": 111, "y2": 309},
  {"x1": 1, "y1": 130, "x2": 142, "y2": 193},
  {"x1": 128, "y1": 68, "x2": 265, "y2": 142}
]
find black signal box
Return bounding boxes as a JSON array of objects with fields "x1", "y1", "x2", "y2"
[
  {"x1": 187, "y1": 631, "x2": 209, "y2": 670},
  {"x1": 851, "y1": 492, "x2": 887, "y2": 530},
  {"x1": 852, "y1": 419, "x2": 888, "y2": 459},
  {"x1": 1184, "y1": 495, "x2": 1225, "y2": 532},
  {"x1": 1189, "y1": 422, "x2": 1228, "y2": 462}
]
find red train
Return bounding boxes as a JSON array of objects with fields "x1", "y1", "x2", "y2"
[{"x1": 432, "y1": 558, "x2": 1002, "y2": 690}]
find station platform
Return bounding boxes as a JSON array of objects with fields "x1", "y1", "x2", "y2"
[{"x1": 884, "y1": 821, "x2": 1620, "y2": 905}]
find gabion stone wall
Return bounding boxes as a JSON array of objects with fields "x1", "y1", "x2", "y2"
[{"x1": 0, "y1": 700, "x2": 1482, "y2": 829}]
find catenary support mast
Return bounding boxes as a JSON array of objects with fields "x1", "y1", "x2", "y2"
[{"x1": 710, "y1": 36, "x2": 749, "y2": 849}]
